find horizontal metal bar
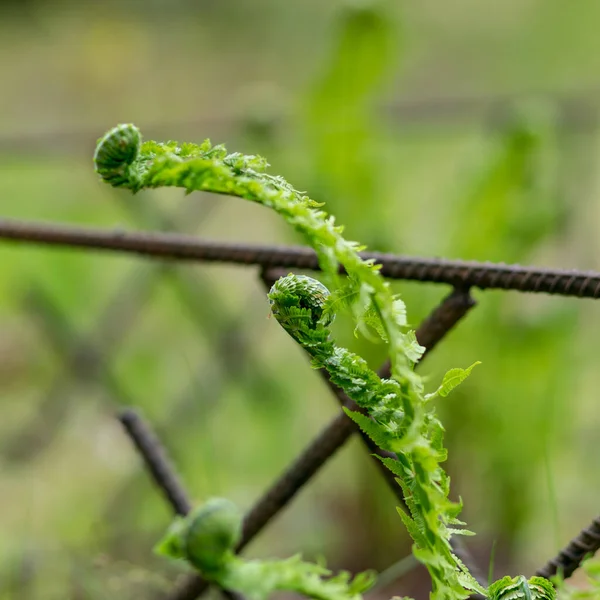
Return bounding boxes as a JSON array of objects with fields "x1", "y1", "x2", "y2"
[{"x1": 1, "y1": 218, "x2": 600, "y2": 298}]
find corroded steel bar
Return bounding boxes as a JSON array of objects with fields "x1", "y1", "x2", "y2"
[
  {"x1": 536, "y1": 515, "x2": 600, "y2": 580},
  {"x1": 166, "y1": 285, "x2": 479, "y2": 600},
  {"x1": 118, "y1": 408, "x2": 192, "y2": 516},
  {"x1": 1, "y1": 218, "x2": 600, "y2": 298}
]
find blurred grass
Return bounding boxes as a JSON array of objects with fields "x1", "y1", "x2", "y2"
[{"x1": 2, "y1": 0, "x2": 600, "y2": 597}]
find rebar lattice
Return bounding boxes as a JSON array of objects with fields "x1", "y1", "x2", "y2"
[
  {"x1": 3, "y1": 218, "x2": 600, "y2": 298},
  {"x1": 1, "y1": 215, "x2": 598, "y2": 600}
]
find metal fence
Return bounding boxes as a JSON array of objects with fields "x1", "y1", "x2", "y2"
[{"x1": 0, "y1": 213, "x2": 599, "y2": 600}]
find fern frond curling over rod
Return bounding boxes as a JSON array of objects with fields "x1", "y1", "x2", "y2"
[{"x1": 94, "y1": 123, "x2": 556, "y2": 600}]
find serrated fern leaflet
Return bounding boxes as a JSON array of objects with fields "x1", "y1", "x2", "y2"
[{"x1": 155, "y1": 498, "x2": 375, "y2": 600}]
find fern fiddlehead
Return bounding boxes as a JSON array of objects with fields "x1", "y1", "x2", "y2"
[
  {"x1": 94, "y1": 123, "x2": 143, "y2": 188},
  {"x1": 93, "y1": 124, "x2": 552, "y2": 600},
  {"x1": 268, "y1": 273, "x2": 482, "y2": 599},
  {"x1": 155, "y1": 497, "x2": 375, "y2": 600},
  {"x1": 488, "y1": 576, "x2": 556, "y2": 600}
]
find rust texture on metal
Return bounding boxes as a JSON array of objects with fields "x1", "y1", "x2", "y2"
[
  {"x1": 118, "y1": 408, "x2": 192, "y2": 516},
  {"x1": 2, "y1": 218, "x2": 600, "y2": 297},
  {"x1": 536, "y1": 515, "x2": 600, "y2": 580}
]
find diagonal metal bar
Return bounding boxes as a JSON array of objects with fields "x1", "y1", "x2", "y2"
[
  {"x1": 535, "y1": 515, "x2": 600, "y2": 580},
  {"x1": 165, "y1": 281, "x2": 479, "y2": 600},
  {"x1": 118, "y1": 408, "x2": 192, "y2": 516},
  {"x1": 2, "y1": 219, "x2": 600, "y2": 299}
]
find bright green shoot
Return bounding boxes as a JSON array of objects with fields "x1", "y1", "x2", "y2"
[
  {"x1": 155, "y1": 498, "x2": 375, "y2": 600},
  {"x1": 93, "y1": 123, "x2": 554, "y2": 600}
]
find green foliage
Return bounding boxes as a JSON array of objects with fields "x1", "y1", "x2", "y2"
[
  {"x1": 435, "y1": 103, "x2": 571, "y2": 551},
  {"x1": 155, "y1": 498, "x2": 243, "y2": 573},
  {"x1": 302, "y1": 0, "x2": 401, "y2": 250},
  {"x1": 3, "y1": 3, "x2": 596, "y2": 597},
  {"x1": 425, "y1": 362, "x2": 481, "y2": 401},
  {"x1": 155, "y1": 497, "x2": 375, "y2": 600},
  {"x1": 93, "y1": 122, "x2": 557, "y2": 600},
  {"x1": 445, "y1": 102, "x2": 561, "y2": 263},
  {"x1": 267, "y1": 273, "x2": 482, "y2": 599},
  {"x1": 488, "y1": 576, "x2": 556, "y2": 600}
]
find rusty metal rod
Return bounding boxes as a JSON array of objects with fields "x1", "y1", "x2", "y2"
[{"x1": 1, "y1": 218, "x2": 600, "y2": 299}]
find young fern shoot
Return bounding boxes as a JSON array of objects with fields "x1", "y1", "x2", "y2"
[
  {"x1": 267, "y1": 274, "x2": 482, "y2": 599},
  {"x1": 93, "y1": 124, "x2": 555, "y2": 600},
  {"x1": 155, "y1": 498, "x2": 375, "y2": 600}
]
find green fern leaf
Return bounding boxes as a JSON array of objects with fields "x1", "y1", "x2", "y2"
[
  {"x1": 343, "y1": 408, "x2": 393, "y2": 451},
  {"x1": 425, "y1": 362, "x2": 481, "y2": 401}
]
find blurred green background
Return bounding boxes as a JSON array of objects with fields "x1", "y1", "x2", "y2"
[{"x1": 1, "y1": 0, "x2": 600, "y2": 598}]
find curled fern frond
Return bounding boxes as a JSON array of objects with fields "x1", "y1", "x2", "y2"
[
  {"x1": 488, "y1": 576, "x2": 556, "y2": 600},
  {"x1": 267, "y1": 274, "x2": 483, "y2": 599},
  {"x1": 94, "y1": 123, "x2": 142, "y2": 188},
  {"x1": 269, "y1": 274, "x2": 335, "y2": 333},
  {"x1": 154, "y1": 498, "x2": 242, "y2": 574},
  {"x1": 155, "y1": 498, "x2": 376, "y2": 600},
  {"x1": 185, "y1": 498, "x2": 242, "y2": 572}
]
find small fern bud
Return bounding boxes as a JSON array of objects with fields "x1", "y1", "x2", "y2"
[
  {"x1": 488, "y1": 575, "x2": 556, "y2": 600},
  {"x1": 268, "y1": 274, "x2": 334, "y2": 336},
  {"x1": 93, "y1": 123, "x2": 142, "y2": 187},
  {"x1": 183, "y1": 498, "x2": 243, "y2": 573}
]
